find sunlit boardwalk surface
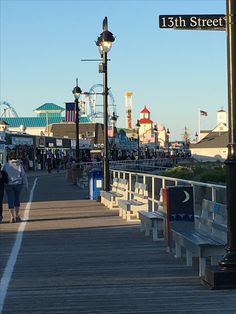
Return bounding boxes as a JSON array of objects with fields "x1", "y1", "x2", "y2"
[{"x1": 1, "y1": 171, "x2": 236, "y2": 314}]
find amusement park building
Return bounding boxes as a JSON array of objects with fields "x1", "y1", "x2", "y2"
[
  {"x1": 139, "y1": 106, "x2": 153, "y2": 144},
  {"x1": 2, "y1": 103, "x2": 66, "y2": 135},
  {"x1": 1, "y1": 101, "x2": 171, "y2": 159},
  {"x1": 0, "y1": 102, "x2": 134, "y2": 160},
  {"x1": 136, "y1": 105, "x2": 168, "y2": 149},
  {"x1": 1, "y1": 103, "x2": 104, "y2": 137},
  {"x1": 1, "y1": 103, "x2": 104, "y2": 151}
]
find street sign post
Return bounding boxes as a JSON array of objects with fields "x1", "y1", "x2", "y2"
[
  {"x1": 159, "y1": 1, "x2": 236, "y2": 289},
  {"x1": 159, "y1": 14, "x2": 226, "y2": 30}
]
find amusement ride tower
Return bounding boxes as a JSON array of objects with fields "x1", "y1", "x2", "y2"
[{"x1": 124, "y1": 91, "x2": 133, "y2": 129}]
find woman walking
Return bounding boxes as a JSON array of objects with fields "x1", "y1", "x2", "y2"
[
  {"x1": 3, "y1": 151, "x2": 28, "y2": 223},
  {"x1": 0, "y1": 163, "x2": 9, "y2": 223}
]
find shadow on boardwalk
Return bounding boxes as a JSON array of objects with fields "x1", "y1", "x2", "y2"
[{"x1": 1, "y1": 171, "x2": 236, "y2": 314}]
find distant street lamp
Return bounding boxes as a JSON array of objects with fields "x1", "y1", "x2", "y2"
[
  {"x1": 166, "y1": 128, "x2": 170, "y2": 156},
  {"x1": 110, "y1": 112, "x2": 117, "y2": 160},
  {"x1": 136, "y1": 119, "x2": 140, "y2": 160},
  {"x1": 72, "y1": 79, "x2": 82, "y2": 162},
  {"x1": 96, "y1": 16, "x2": 115, "y2": 192},
  {"x1": 153, "y1": 125, "x2": 158, "y2": 157}
]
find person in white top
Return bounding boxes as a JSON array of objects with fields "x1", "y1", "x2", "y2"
[{"x1": 3, "y1": 150, "x2": 28, "y2": 223}]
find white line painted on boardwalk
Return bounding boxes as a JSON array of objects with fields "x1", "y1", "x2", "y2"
[{"x1": 0, "y1": 178, "x2": 38, "y2": 314}]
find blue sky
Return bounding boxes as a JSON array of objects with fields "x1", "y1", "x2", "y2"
[{"x1": 0, "y1": 0, "x2": 227, "y2": 141}]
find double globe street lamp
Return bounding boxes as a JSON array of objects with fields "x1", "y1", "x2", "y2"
[{"x1": 96, "y1": 17, "x2": 115, "y2": 192}]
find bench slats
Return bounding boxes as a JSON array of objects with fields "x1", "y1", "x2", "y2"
[
  {"x1": 171, "y1": 199, "x2": 227, "y2": 277},
  {"x1": 138, "y1": 210, "x2": 164, "y2": 241},
  {"x1": 118, "y1": 182, "x2": 149, "y2": 221},
  {"x1": 100, "y1": 178, "x2": 128, "y2": 209}
]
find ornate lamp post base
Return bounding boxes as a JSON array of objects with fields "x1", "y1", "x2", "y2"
[{"x1": 202, "y1": 265, "x2": 236, "y2": 289}]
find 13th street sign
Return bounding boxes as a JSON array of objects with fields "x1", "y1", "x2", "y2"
[{"x1": 159, "y1": 15, "x2": 226, "y2": 30}]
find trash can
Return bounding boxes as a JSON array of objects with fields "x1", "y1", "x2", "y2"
[{"x1": 89, "y1": 168, "x2": 104, "y2": 200}]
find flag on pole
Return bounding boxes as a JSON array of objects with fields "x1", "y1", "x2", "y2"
[
  {"x1": 198, "y1": 109, "x2": 208, "y2": 141},
  {"x1": 200, "y1": 110, "x2": 208, "y2": 116},
  {"x1": 65, "y1": 102, "x2": 76, "y2": 122}
]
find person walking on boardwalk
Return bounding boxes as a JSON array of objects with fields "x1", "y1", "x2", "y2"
[
  {"x1": 0, "y1": 163, "x2": 9, "y2": 223},
  {"x1": 3, "y1": 151, "x2": 28, "y2": 223},
  {"x1": 46, "y1": 156, "x2": 53, "y2": 173}
]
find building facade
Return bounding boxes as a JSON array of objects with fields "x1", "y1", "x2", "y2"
[{"x1": 191, "y1": 109, "x2": 228, "y2": 161}]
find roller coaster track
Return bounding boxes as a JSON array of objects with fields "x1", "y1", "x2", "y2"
[{"x1": 0, "y1": 101, "x2": 19, "y2": 118}]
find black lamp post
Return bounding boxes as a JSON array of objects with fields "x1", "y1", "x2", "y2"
[
  {"x1": 166, "y1": 128, "x2": 170, "y2": 157},
  {"x1": 96, "y1": 17, "x2": 115, "y2": 192},
  {"x1": 136, "y1": 119, "x2": 140, "y2": 160},
  {"x1": 195, "y1": 132, "x2": 198, "y2": 143},
  {"x1": 219, "y1": 0, "x2": 236, "y2": 276},
  {"x1": 203, "y1": 0, "x2": 236, "y2": 289},
  {"x1": 153, "y1": 125, "x2": 158, "y2": 157},
  {"x1": 72, "y1": 78, "x2": 82, "y2": 162},
  {"x1": 110, "y1": 112, "x2": 117, "y2": 161}
]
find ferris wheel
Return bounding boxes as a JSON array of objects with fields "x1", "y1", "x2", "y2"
[
  {"x1": 86, "y1": 84, "x2": 116, "y2": 124},
  {"x1": 0, "y1": 101, "x2": 19, "y2": 118}
]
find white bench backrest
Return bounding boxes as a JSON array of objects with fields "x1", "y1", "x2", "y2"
[
  {"x1": 196, "y1": 199, "x2": 227, "y2": 242},
  {"x1": 111, "y1": 178, "x2": 119, "y2": 192},
  {"x1": 213, "y1": 203, "x2": 227, "y2": 225},
  {"x1": 118, "y1": 179, "x2": 128, "y2": 197},
  {"x1": 196, "y1": 199, "x2": 214, "y2": 236},
  {"x1": 134, "y1": 183, "x2": 148, "y2": 198},
  {"x1": 212, "y1": 202, "x2": 227, "y2": 243}
]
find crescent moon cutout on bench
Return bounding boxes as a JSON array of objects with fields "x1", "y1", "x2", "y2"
[{"x1": 182, "y1": 191, "x2": 190, "y2": 203}]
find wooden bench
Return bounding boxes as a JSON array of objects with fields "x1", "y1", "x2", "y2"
[
  {"x1": 171, "y1": 199, "x2": 227, "y2": 277},
  {"x1": 138, "y1": 210, "x2": 164, "y2": 241},
  {"x1": 138, "y1": 189, "x2": 164, "y2": 241},
  {"x1": 100, "y1": 178, "x2": 119, "y2": 207},
  {"x1": 118, "y1": 182, "x2": 148, "y2": 221},
  {"x1": 100, "y1": 178, "x2": 128, "y2": 209}
]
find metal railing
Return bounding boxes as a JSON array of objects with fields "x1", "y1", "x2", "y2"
[
  {"x1": 110, "y1": 159, "x2": 169, "y2": 174},
  {"x1": 75, "y1": 160, "x2": 226, "y2": 214},
  {"x1": 111, "y1": 169, "x2": 226, "y2": 214}
]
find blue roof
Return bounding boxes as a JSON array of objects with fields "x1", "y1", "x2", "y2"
[
  {"x1": 80, "y1": 116, "x2": 92, "y2": 123},
  {"x1": 3, "y1": 116, "x2": 92, "y2": 127},
  {"x1": 34, "y1": 103, "x2": 64, "y2": 112},
  {"x1": 4, "y1": 117, "x2": 63, "y2": 127}
]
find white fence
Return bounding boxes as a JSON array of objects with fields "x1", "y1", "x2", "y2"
[
  {"x1": 77, "y1": 160, "x2": 226, "y2": 214},
  {"x1": 111, "y1": 169, "x2": 226, "y2": 214}
]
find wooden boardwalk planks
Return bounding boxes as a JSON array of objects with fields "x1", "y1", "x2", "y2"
[{"x1": 1, "y1": 171, "x2": 236, "y2": 313}]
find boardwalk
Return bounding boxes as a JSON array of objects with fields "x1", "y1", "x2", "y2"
[{"x1": 1, "y1": 171, "x2": 236, "y2": 314}]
